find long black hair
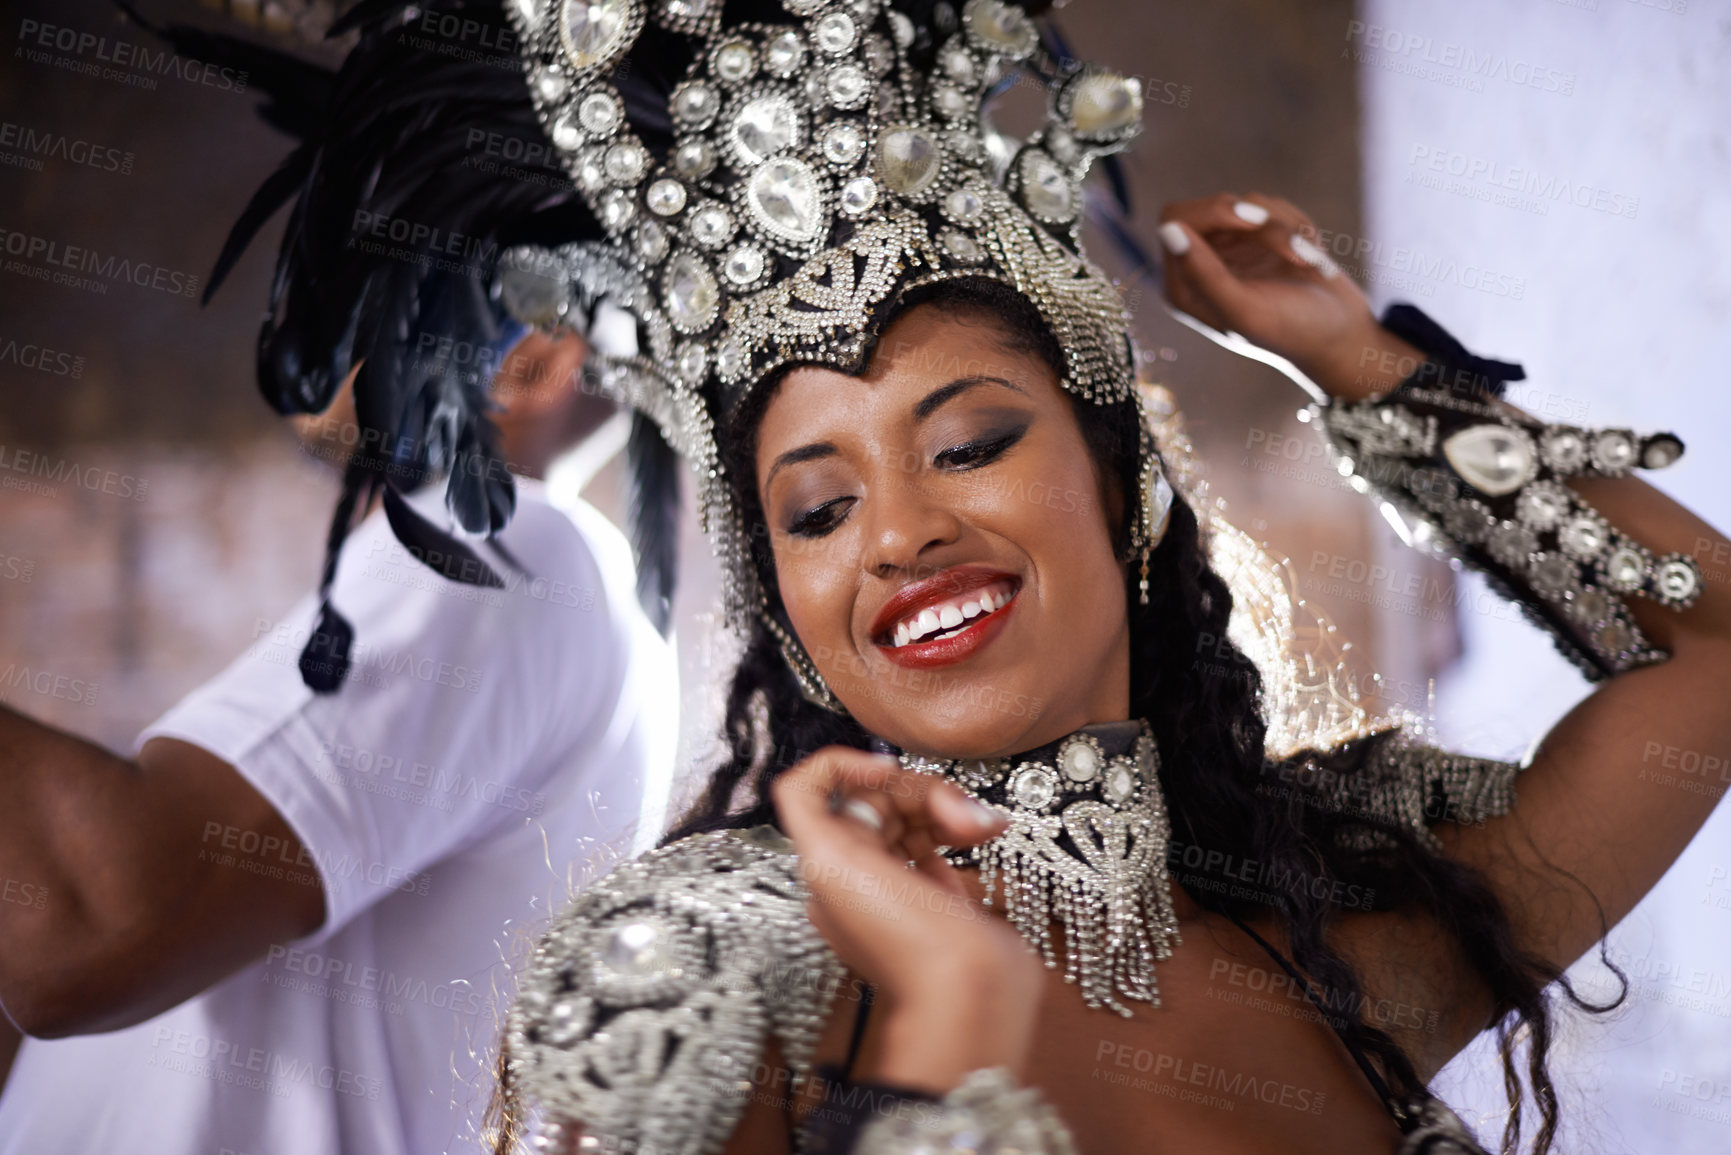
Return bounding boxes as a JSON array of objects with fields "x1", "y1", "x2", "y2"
[{"x1": 661, "y1": 277, "x2": 1618, "y2": 1155}]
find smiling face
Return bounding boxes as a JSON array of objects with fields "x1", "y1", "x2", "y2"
[{"x1": 752, "y1": 299, "x2": 1132, "y2": 759}]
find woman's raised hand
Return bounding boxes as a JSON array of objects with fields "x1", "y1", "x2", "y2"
[
  {"x1": 1157, "y1": 192, "x2": 1422, "y2": 399},
  {"x1": 771, "y1": 746, "x2": 1044, "y2": 1091}
]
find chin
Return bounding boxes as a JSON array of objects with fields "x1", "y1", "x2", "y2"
[{"x1": 843, "y1": 674, "x2": 1053, "y2": 759}]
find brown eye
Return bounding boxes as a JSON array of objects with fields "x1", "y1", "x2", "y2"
[
  {"x1": 933, "y1": 424, "x2": 1028, "y2": 470},
  {"x1": 787, "y1": 495, "x2": 856, "y2": 538}
]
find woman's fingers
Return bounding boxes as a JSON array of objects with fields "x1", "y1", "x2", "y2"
[
  {"x1": 1159, "y1": 220, "x2": 1260, "y2": 332},
  {"x1": 773, "y1": 746, "x2": 1005, "y2": 856}
]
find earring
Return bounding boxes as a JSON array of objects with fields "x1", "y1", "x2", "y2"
[
  {"x1": 1135, "y1": 450, "x2": 1175, "y2": 606},
  {"x1": 760, "y1": 603, "x2": 847, "y2": 714}
]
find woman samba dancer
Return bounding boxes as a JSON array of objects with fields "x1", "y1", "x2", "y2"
[{"x1": 196, "y1": 0, "x2": 1731, "y2": 1150}]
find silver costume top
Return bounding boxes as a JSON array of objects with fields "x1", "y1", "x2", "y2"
[{"x1": 503, "y1": 732, "x2": 1520, "y2": 1154}]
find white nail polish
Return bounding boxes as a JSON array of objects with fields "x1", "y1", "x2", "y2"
[
  {"x1": 1232, "y1": 201, "x2": 1270, "y2": 225},
  {"x1": 1289, "y1": 233, "x2": 1341, "y2": 278},
  {"x1": 1157, "y1": 221, "x2": 1190, "y2": 255}
]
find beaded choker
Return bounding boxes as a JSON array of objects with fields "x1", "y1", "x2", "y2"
[{"x1": 898, "y1": 719, "x2": 1179, "y2": 1017}]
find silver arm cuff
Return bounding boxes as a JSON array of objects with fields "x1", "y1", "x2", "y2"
[
  {"x1": 1318, "y1": 389, "x2": 1701, "y2": 681},
  {"x1": 853, "y1": 1068, "x2": 1078, "y2": 1155}
]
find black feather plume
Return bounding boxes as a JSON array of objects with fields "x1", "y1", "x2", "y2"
[{"x1": 626, "y1": 412, "x2": 681, "y2": 637}]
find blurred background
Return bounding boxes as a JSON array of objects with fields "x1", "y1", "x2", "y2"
[{"x1": 1, "y1": 0, "x2": 1726, "y2": 1149}]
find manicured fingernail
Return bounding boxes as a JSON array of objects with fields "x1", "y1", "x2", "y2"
[
  {"x1": 965, "y1": 797, "x2": 1002, "y2": 828},
  {"x1": 1157, "y1": 221, "x2": 1190, "y2": 255},
  {"x1": 1232, "y1": 201, "x2": 1270, "y2": 226},
  {"x1": 1289, "y1": 233, "x2": 1341, "y2": 278}
]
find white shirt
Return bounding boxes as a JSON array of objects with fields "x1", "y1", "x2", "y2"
[{"x1": 0, "y1": 481, "x2": 677, "y2": 1155}]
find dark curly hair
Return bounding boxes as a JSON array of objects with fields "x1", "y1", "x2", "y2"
[{"x1": 661, "y1": 278, "x2": 1620, "y2": 1154}]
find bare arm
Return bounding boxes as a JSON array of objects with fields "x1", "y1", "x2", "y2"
[{"x1": 0, "y1": 711, "x2": 324, "y2": 1036}]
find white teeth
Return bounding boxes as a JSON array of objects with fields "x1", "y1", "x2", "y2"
[{"x1": 887, "y1": 582, "x2": 1017, "y2": 647}]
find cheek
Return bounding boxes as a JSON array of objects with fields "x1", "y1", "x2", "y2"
[{"x1": 770, "y1": 529, "x2": 862, "y2": 654}]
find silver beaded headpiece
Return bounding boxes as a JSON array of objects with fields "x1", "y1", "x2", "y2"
[{"x1": 495, "y1": 0, "x2": 1167, "y2": 676}]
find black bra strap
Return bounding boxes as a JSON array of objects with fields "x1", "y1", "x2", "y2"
[
  {"x1": 1220, "y1": 912, "x2": 1398, "y2": 1112},
  {"x1": 839, "y1": 982, "x2": 876, "y2": 1082}
]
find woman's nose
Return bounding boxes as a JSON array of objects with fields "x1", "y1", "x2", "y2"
[{"x1": 861, "y1": 467, "x2": 963, "y2": 578}]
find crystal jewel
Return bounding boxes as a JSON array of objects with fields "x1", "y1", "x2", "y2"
[
  {"x1": 635, "y1": 220, "x2": 668, "y2": 262},
  {"x1": 822, "y1": 123, "x2": 866, "y2": 166},
  {"x1": 1019, "y1": 150, "x2": 1075, "y2": 221},
  {"x1": 599, "y1": 188, "x2": 634, "y2": 230},
  {"x1": 1104, "y1": 763, "x2": 1136, "y2": 805},
  {"x1": 1597, "y1": 618, "x2": 1633, "y2": 655},
  {"x1": 814, "y1": 11, "x2": 856, "y2": 54},
  {"x1": 944, "y1": 187, "x2": 984, "y2": 221},
  {"x1": 1487, "y1": 520, "x2": 1538, "y2": 567},
  {"x1": 1558, "y1": 515, "x2": 1607, "y2": 560},
  {"x1": 714, "y1": 40, "x2": 756, "y2": 82},
  {"x1": 732, "y1": 95, "x2": 799, "y2": 165},
  {"x1": 1070, "y1": 71, "x2": 1143, "y2": 139},
  {"x1": 942, "y1": 46, "x2": 977, "y2": 84},
  {"x1": 604, "y1": 142, "x2": 646, "y2": 184},
  {"x1": 964, "y1": 0, "x2": 1036, "y2": 58},
  {"x1": 723, "y1": 245, "x2": 765, "y2": 285},
  {"x1": 747, "y1": 158, "x2": 822, "y2": 242},
  {"x1": 840, "y1": 176, "x2": 877, "y2": 214},
  {"x1": 599, "y1": 919, "x2": 676, "y2": 979},
  {"x1": 765, "y1": 31, "x2": 803, "y2": 75},
  {"x1": 676, "y1": 343, "x2": 707, "y2": 381},
  {"x1": 934, "y1": 84, "x2": 968, "y2": 119},
  {"x1": 1591, "y1": 429, "x2": 1637, "y2": 473},
  {"x1": 664, "y1": 251, "x2": 719, "y2": 332},
  {"x1": 690, "y1": 205, "x2": 733, "y2": 248},
  {"x1": 876, "y1": 125, "x2": 940, "y2": 196},
  {"x1": 1011, "y1": 765, "x2": 1057, "y2": 810},
  {"x1": 1442, "y1": 425, "x2": 1536, "y2": 496},
  {"x1": 941, "y1": 229, "x2": 983, "y2": 262},
  {"x1": 1540, "y1": 428, "x2": 1588, "y2": 473},
  {"x1": 533, "y1": 68, "x2": 569, "y2": 103},
  {"x1": 662, "y1": 0, "x2": 710, "y2": 17},
  {"x1": 1573, "y1": 588, "x2": 1610, "y2": 624},
  {"x1": 672, "y1": 82, "x2": 720, "y2": 128},
  {"x1": 1655, "y1": 558, "x2": 1700, "y2": 603},
  {"x1": 559, "y1": 0, "x2": 631, "y2": 69},
  {"x1": 1514, "y1": 481, "x2": 1570, "y2": 531},
  {"x1": 550, "y1": 109, "x2": 583, "y2": 151},
  {"x1": 511, "y1": 0, "x2": 545, "y2": 32},
  {"x1": 1529, "y1": 553, "x2": 1575, "y2": 597},
  {"x1": 646, "y1": 178, "x2": 687, "y2": 216},
  {"x1": 578, "y1": 90, "x2": 620, "y2": 135},
  {"x1": 1642, "y1": 434, "x2": 1683, "y2": 469},
  {"x1": 1059, "y1": 739, "x2": 1100, "y2": 783},
  {"x1": 887, "y1": 9, "x2": 914, "y2": 47},
  {"x1": 673, "y1": 139, "x2": 716, "y2": 179},
  {"x1": 716, "y1": 338, "x2": 745, "y2": 378},
  {"x1": 826, "y1": 64, "x2": 869, "y2": 108},
  {"x1": 497, "y1": 263, "x2": 569, "y2": 327},
  {"x1": 1603, "y1": 546, "x2": 1647, "y2": 591}
]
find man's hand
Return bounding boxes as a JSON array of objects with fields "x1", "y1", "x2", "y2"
[{"x1": 0, "y1": 714, "x2": 325, "y2": 1037}]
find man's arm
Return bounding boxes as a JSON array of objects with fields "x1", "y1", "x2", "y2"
[{"x1": 0, "y1": 713, "x2": 325, "y2": 1036}]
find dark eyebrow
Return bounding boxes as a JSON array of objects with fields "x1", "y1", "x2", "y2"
[
  {"x1": 765, "y1": 441, "x2": 839, "y2": 490},
  {"x1": 913, "y1": 375, "x2": 1028, "y2": 422}
]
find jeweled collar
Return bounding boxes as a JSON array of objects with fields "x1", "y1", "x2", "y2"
[{"x1": 891, "y1": 719, "x2": 1180, "y2": 1016}]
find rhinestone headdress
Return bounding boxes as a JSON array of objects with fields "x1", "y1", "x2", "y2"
[{"x1": 495, "y1": 0, "x2": 1162, "y2": 650}]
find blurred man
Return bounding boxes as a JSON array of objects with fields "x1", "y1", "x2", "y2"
[{"x1": 0, "y1": 328, "x2": 677, "y2": 1154}]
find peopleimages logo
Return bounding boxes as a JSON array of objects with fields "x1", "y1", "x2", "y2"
[{"x1": 15, "y1": 18, "x2": 249, "y2": 93}]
